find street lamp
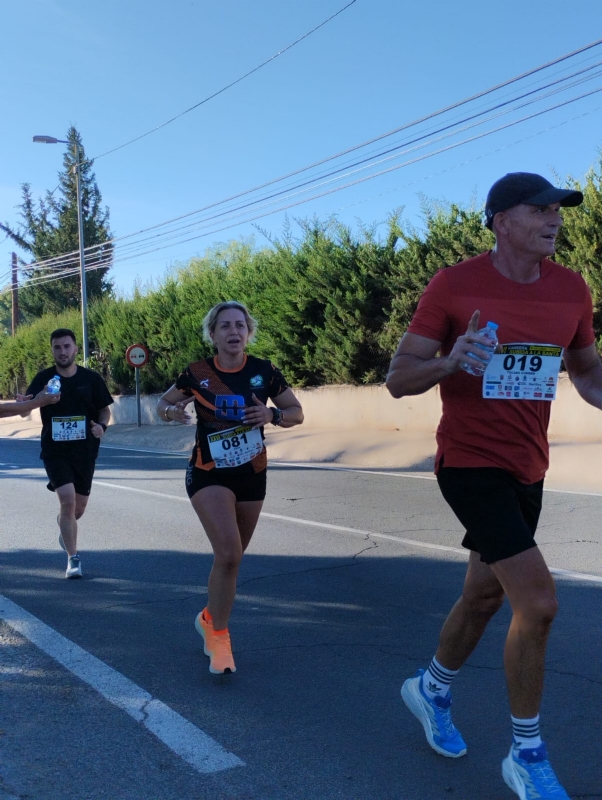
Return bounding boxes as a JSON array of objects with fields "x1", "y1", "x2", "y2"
[{"x1": 33, "y1": 134, "x2": 89, "y2": 365}]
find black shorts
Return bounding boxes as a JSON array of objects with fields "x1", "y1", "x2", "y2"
[
  {"x1": 185, "y1": 463, "x2": 267, "y2": 503},
  {"x1": 43, "y1": 458, "x2": 96, "y2": 497},
  {"x1": 436, "y1": 466, "x2": 543, "y2": 564}
]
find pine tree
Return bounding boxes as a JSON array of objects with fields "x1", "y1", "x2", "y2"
[{"x1": 0, "y1": 127, "x2": 113, "y2": 321}]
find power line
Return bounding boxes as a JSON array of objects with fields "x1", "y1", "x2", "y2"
[
  {"x1": 90, "y1": 0, "x2": 359, "y2": 163},
  {"x1": 10, "y1": 91, "x2": 600, "y2": 295},
  {"x1": 103, "y1": 97, "x2": 602, "y2": 265},
  {"x1": 22, "y1": 49, "x2": 601, "y2": 278},
  {"x1": 24, "y1": 66, "x2": 602, "y2": 271},
  {"x1": 109, "y1": 62, "x2": 601, "y2": 247},
  {"x1": 15, "y1": 88, "x2": 602, "y2": 284},
  {"x1": 89, "y1": 37, "x2": 602, "y2": 248},
  {"x1": 16, "y1": 41, "x2": 602, "y2": 275},
  {"x1": 12, "y1": 40, "x2": 602, "y2": 285}
]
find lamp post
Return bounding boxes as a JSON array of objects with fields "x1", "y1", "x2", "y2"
[{"x1": 33, "y1": 135, "x2": 89, "y2": 365}]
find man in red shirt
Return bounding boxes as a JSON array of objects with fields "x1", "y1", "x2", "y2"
[{"x1": 386, "y1": 173, "x2": 600, "y2": 799}]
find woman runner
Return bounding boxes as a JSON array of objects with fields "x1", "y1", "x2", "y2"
[{"x1": 158, "y1": 301, "x2": 303, "y2": 674}]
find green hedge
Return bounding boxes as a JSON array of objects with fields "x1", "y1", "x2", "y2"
[{"x1": 2, "y1": 162, "x2": 601, "y2": 397}]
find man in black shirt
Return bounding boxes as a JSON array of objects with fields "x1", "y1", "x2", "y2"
[{"x1": 27, "y1": 329, "x2": 114, "y2": 578}]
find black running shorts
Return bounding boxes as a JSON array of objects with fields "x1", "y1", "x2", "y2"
[
  {"x1": 185, "y1": 463, "x2": 267, "y2": 503},
  {"x1": 44, "y1": 457, "x2": 96, "y2": 497},
  {"x1": 436, "y1": 465, "x2": 544, "y2": 564}
]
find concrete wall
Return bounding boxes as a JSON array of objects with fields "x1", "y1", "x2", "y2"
[
  {"x1": 110, "y1": 393, "x2": 175, "y2": 426},
  {"x1": 110, "y1": 374, "x2": 602, "y2": 441}
]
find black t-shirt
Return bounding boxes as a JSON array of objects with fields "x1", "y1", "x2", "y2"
[
  {"x1": 175, "y1": 354, "x2": 289, "y2": 472},
  {"x1": 27, "y1": 366, "x2": 114, "y2": 461}
]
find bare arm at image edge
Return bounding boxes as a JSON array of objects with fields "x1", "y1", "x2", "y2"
[{"x1": 563, "y1": 343, "x2": 602, "y2": 410}]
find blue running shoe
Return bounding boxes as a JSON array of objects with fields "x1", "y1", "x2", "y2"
[
  {"x1": 502, "y1": 742, "x2": 569, "y2": 799},
  {"x1": 400, "y1": 669, "x2": 467, "y2": 758}
]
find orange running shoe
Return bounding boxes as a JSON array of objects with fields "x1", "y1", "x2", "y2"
[
  {"x1": 195, "y1": 610, "x2": 236, "y2": 674},
  {"x1": 208, "y1": 630, "x2": 236, "y2": 674}
]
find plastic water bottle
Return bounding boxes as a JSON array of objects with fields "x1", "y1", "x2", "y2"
[
  {"x1": 47, "y1": 375, "x2": 61, "y2": 394},
  {"x1": 461, "y1": 322, "x2": 499, "y2": 376}
]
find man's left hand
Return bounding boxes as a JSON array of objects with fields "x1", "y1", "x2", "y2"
[{"x1": 90, "y1": 420, "x2": 106, "y2": 438}]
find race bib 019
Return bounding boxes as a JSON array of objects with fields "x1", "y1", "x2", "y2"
[
  {"x1": 207, "y1": 424, "x2": 263, "y2": 468},
  {"x1": 52, "y1": 416, "x2": 87, "y2": 441},
  {"x1": 483, "y1": 344, "x2": 563, "y2": 401}
]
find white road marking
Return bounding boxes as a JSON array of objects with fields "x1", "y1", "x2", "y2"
[
  {"x1": 271, "y1": 461, "x2": 602, "y2": 499},
  {"x1": 100, "y1": 445, "x2": 602, "y2": 498},
  {"x1": 0, "y1": 594, "x2": 244, "y2": 774},
  {"x1": 7, "y1": 439, "x2": 602, "y2": 497},
  {"x1": 96, "y1": 481, "x2": 190, "y2": 502},
  {"x1": 93, "y1": 481, "x2": 602, "y2": 585}
]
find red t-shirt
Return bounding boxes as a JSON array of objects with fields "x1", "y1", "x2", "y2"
[{"x1": 407, "y1": 252, "x2": 595, "y2": 484}]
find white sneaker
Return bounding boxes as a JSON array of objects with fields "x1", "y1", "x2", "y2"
[
  {"x1": 66, "y1": 555, "x2": 83, "y2": 579},
  {"x1": 502, "y1": 742, "x2": 569, "y2": 799},
  {"x1": 400, "y1": 669, "x2": 467, "y2": 758}
]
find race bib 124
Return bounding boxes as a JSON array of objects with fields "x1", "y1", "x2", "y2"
[{"x1": 51, "y1": 416, "x2": 87, "y2": 441}]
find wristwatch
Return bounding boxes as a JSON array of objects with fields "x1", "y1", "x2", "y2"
[
  {"x1": 99, "y1": 422, "x2": 107, "y2": 433},
  {"x1": 271, "y1": 407, "x2": 283, "y2": 426}
]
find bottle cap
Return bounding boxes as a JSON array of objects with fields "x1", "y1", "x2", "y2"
[{"x1": 486, "y1": 321, "x2": 498, "y2": 330}]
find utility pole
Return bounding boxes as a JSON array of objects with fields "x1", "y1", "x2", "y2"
[
  {"x1": 11, "y1": 252, "x2": 19, "y2": 336},
  {"x1": 32, "y1": 134, "x2": 89, "y2": 364},
  {"x1": 74, "y1": 142, "x2": 89, "y2": 363}
]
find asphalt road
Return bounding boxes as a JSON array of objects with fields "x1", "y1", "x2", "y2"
[{"x1": 1, "y1": 438, "x2": 601, "y2": 800}]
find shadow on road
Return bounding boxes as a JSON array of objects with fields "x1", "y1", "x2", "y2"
[{"x1": 1, "y1": 544, "x2": 600, "y2": 800}]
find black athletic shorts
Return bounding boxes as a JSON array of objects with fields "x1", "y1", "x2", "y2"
[
  {"x1": 436, "y1": 465, "x2": 544, "y2": 564},
  {"x1": 185, "y1": 463, "x2": 267, "y2": 503},
  {"x1": 43, "y1": 458, "x2": 96, "y2": 497}
]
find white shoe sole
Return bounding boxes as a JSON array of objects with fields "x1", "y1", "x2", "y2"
[
  {"x1": 401, "y1": 679, "x2": 466, "y2": 758},
  {"x1": 501, "y1": 755, "x2": 527, "y2": 800}
]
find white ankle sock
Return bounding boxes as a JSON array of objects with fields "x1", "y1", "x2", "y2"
[
  {"x1": 511, "y1": 714, "x2": 542, "y2": 750},
  {"x1": 422, "y1": 657, "x2": 458, "y2": 700}
]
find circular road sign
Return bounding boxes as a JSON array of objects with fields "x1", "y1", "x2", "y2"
[{"x1": 126, "y1": 343, "x2": 149, "y2": 368}]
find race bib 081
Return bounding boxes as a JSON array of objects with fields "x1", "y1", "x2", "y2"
[{"x1": 207, "y1": 424, "x2": 263, "y2": 468}]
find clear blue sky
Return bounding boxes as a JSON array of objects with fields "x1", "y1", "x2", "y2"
[{"x1": 2, "y1": 0, "x2": 601, "y2": 295}]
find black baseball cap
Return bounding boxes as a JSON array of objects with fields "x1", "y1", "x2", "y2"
[{"x1": 484, "y1": 172, "x2": 583, "y2": 230}]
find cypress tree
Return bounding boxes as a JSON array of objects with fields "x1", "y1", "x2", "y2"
[{"x1": 0, "y1": 126, "x2": 113, "y2": 322}]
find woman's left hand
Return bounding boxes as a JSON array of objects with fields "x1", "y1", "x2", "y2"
[{"x1": 242, "y1": 394, "x2": 273, "y2": 429}]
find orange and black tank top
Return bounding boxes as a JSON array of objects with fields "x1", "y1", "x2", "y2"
[{"x1": 175, "y1": 354, "x2": 288, "y2": 472}]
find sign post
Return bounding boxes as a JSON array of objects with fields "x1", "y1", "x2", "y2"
[{"x1": 125, "y1": 344, "x2": 149, "y2": 427}]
